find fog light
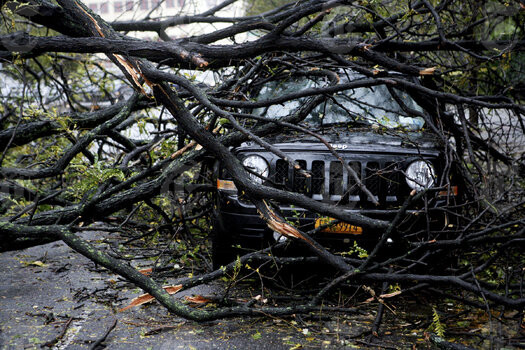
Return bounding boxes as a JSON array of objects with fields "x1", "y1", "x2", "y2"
[{"x1": 273, "y1": 231, "x2": 287, "y2": 243}]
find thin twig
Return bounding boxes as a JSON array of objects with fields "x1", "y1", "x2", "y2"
[{"x1": 89, "y1": 318, "x2": 118, "y2": 350}]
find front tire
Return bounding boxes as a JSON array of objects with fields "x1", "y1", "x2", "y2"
[{"x1": 210, "y1": 213, "x2": 236, "y2": 270}]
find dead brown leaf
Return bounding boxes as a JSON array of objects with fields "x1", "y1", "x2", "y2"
[
  {"x1": 138, "y1": 268, "x2": 153, "y2": 276},
  {"x1": 184, "y1": 295, "x2": 212, "y2": 304},
  {"x1": 119, "y1": 284, "x2": 182, "y2": 312}
]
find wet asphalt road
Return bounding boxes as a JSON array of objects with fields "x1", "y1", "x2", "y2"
[{"x1": 0, "y1": 233, "x2": 375, "y2": 349}]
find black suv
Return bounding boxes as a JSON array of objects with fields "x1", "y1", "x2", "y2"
[{"x1": 210, "y1": 70, "x2": 459, "y2": 267}]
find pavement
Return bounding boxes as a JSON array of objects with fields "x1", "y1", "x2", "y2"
[
  {"x1": 0, "y1": 232, "x2": 376, "y2": 350},
  {"x1": 3, "y1": 231, "x2": 516, "y2": 349}
]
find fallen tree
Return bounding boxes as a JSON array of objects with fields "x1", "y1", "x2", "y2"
[{"x1": 0, "y1": 0, "x2": 524, "y2": 344}]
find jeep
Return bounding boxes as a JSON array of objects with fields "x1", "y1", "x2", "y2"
[{"x1": 209, "y1": 70, "x2": 459, "y2": 268}]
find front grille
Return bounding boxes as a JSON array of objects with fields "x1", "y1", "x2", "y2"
[
  {"x1": 275, "y1": 159, "x2": 288, "y2": 187},
  {"x1": 329, "y1": 161, "x2": 343, "y2": 198},
  {"x1": 273, "y1": 158, "x2": 406, "y2": 207},
  {"x1": 365, "y1": 162, "x2": 380, "y2": 198},
  {"x1": 347, "y1": 161, "x2": 361, "y2": 197},
  {"x1": 293, "y1": 160, "x2": 308, "y2": 194},
  {"x1": 311, "y1": 160, "x2": 325, "y2": 195}
]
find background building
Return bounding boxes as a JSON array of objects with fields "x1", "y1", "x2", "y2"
[{"x1": 86, "y1": 0, "x2": 245, "y2": 39}]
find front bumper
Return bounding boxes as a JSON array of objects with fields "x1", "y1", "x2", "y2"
[{"x1": 217, "y1": 192, "x2": 449, "y2": 247}]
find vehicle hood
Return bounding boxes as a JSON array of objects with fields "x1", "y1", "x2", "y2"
[{"x1": 236, "y1": 130, "x2": 442, "y2": 155}]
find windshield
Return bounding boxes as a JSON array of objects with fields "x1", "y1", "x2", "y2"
[{"x1": 253, "y1": 75, "x2": 426, "y2": 131}]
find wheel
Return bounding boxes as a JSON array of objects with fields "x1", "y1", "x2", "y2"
[{"x1": 210, "y1": 213, "x2": 237, "y2": 270}]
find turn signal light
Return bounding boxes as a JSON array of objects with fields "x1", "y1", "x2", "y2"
[
  {"x1": 216, "y1": 179, "x2": 237, "y2": 191},
  {"x1": 439, "y1": 185, "x2": 458, "y2": 196}
]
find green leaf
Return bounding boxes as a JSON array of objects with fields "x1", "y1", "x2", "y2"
[
  {"x1": 429, "y1": 307, "x2": 445, "y2": 338},
  {"x1": 29, "y1": 337, "x2": 41, "y2": 344}
]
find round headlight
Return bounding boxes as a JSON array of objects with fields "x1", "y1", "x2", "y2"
[
  {"x1": 406, "y1": 161, "x2": 436, "y2": 191},
  {"x1": 242, "y1": 155, "x2": 269, "y2": 184}
]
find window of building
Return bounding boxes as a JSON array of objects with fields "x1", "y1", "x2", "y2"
[
  {"x1": 166, "y1": 0, "x2": 174, "y2": 7},
  {"x1": 88, "y1": 3, "x2": 98, "y2": 11},
  {"x1": 100, "y1": 2, "x2": 108, "y2": 13},
  {"x1": 140, "y1": 0, "x2": 148, "y2": 9},
  {"x1": 126, "y1": 0, "x2": 133, "y2": 10},
  {"x1": 150, "y1": 0, "x2": 159, "y2": 8},
  {"x1": 114, "y1": 1, "x2": 123, "y2": 12}
]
